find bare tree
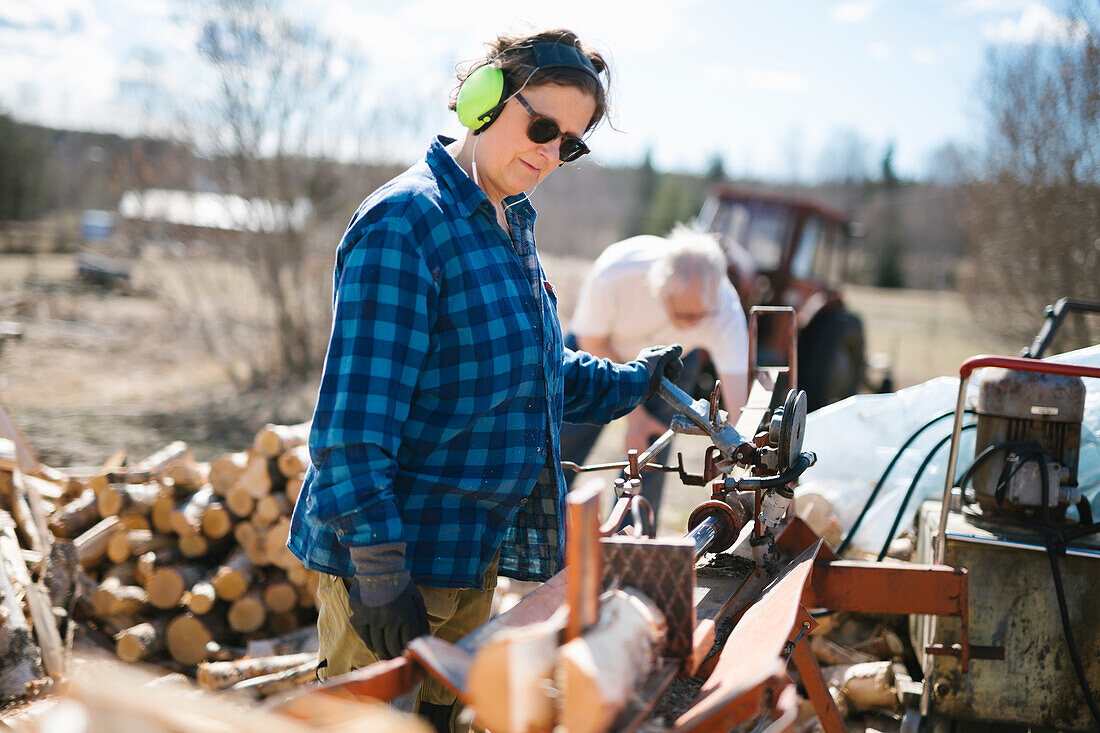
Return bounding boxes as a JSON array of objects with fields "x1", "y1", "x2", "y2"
[{"x1": 959, "y1": 4, "x2": 1100, "y2": 346}]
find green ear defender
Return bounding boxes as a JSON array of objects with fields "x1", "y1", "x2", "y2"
[{"x1": 456, "y1": 65, "x2": 507, "y2": 132}]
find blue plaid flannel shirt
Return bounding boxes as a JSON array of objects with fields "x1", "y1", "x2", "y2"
[{"x1": 288, "y1": 136, "x2": 650, "y2": 587}]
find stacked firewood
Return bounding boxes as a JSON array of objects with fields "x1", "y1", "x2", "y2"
[{"x1": 0, "y1": 421, "x2": 331, "y2": 703}]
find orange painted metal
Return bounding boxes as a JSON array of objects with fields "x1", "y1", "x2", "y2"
[
  {"x1": 806, "y1": 560, "x2": 966, "y2": 617},
  {"x1": 788, "y1": 608, "x2": 845, "y2": 733},
  {"x1": 312, "y1": 654, "x2": 421, "y2": 702},
  {"x1": 565, "y1": 483, "x2": 602, "y2": 641}
]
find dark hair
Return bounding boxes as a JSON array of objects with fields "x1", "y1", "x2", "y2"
[{"x1": 450, "y1": 28, "x2": 611, "y2": 132}]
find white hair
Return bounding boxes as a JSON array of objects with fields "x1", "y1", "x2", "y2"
[{"x1": 647, "y1": 224, "x2": 727, "y2": 304}]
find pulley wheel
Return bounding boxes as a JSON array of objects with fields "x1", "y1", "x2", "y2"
[{"x1": 777, "y1": 389, "x2": 808, "y2": 471}]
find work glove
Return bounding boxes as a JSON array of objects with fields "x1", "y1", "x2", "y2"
[
  {"x1": 634, "y1": 344, "x2": 684, "y2": 400},
  {"x1": 347, "y1": 542, "x2": 430, "y2": 660}
]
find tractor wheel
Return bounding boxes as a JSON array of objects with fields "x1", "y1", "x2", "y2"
[{"x1": 797, "y1": 309, "x2": 865, "y2": 411}]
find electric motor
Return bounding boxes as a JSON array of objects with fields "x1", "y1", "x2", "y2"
[{"x1": 972, "y1": 367, "x2": 1085, "y2": 518}]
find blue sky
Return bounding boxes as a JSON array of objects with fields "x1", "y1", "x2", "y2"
[{"x1": 0, "y1": 0, "x2": 1087, "y2": 180}]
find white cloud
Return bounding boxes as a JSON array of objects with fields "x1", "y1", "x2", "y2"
[
  {"x1": 981, "y1": 3, "x2": 1089, "y2": 44},
  {"x1": 955, "y1": 0, "x2": 1028, "y2": 14},
  {"x1": 741, "y1": 68, "x2": 809, "y2": 94},
  {"x1": 830, "y1": 0, "x2": 883, "y2": 24},
  {"x1": 911, "y1": 46, "x2": 937, "y2": 65},
  {"x1": 868, "y1": 41, "x2": 891, "y2": 60}
]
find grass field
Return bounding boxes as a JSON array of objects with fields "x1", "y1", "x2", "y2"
[{"x1": 1, "y1": 251, "x2": 1029, "y2": 536}]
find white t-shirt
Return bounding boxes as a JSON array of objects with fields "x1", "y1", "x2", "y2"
[{"x1": 569, "y1": 235, "x2": 749, "y2": 376}]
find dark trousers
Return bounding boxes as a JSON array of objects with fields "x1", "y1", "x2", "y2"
[{"x1": 559, "y1": 336, "x2": 704, "y2": 526}]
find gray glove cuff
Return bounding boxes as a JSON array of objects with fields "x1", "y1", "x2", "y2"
[{"x1": 348, "y1": 541, "x2": 412, "y2": 606}]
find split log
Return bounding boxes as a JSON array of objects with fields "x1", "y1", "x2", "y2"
[
  {"x1": 166, "y1": 612, "x2": 223, "y2": 667},
  {"x1": 555, "y1": 589, "x2": 667, "y2": 733},
  {"x1": 262, "y1": 571, "x2": 298, "y2": 614},
  {"x1": 197, "y1": 651, "x2": 317, "y2": 692},
  {"x1": 170, "y1": 486, "x2": 216, "y2": 536},
  {"x1": 467, "y1": 608, "x2": 566, "y2": 733},
  {"x1": 263, "y1": 518, "x2": 297, "y2": 570},
  {"x1": 252, "y1": 492, "x2": 289, "y2": 528},
  {"x1": 92, "y1": 577, "x2": 150, "y2": 617},
  {"x1": 209, "y1": 451, "x2": 248, "y2": 497},
  {"x1": 276, "y1": 445, "x2": 310, "y2": 478},
  {"x1": 227, "y1": 590, "x2": 266, "y2": 633},
  {"x1": 7, "y1": 469, "x2": 47, "y2": 556},
  {"x1": 114, "y1": 617, "x2": 170, "y2": 663},
  {"x1": 145, "y1": 564, "x2": 206, "y2": 609},
  {"x1": 0, "y1": 511, "x2": 63, "y2": 679},
  {"x1": 21, "y1": 472, "x2": 67, "y2": 502},
  {"x1": 97, "y1": 482, "x2": 160, "y2": 519},
  {"x1": 285, "y1": 474, "x2": 303, "y2": 505},
  {"x1": 200, "y1": 500, "x2": 232, "y2": 539},
  {"x1": 254, "y1": 422, "x2": 310, "y2": 459},
  {"x1": 240, "y1": 451, "x2": 273, "y2": 499},
  {"x1": 226, "y1": 660, "x2": 317, "y2": 698},
  {"x1": 225, "y1": 485, "x2": 256, "y2": 518},
  {"x1": 48, "y1": 488, "x2": 100, "y2": 539},
  {"x1": 212, "y1": 548, "x2": 255, "y2": 602},
  {"x1": 163, "y1": 460, "x2": 208, "y2": 491},
  {"x1": 106, "y1": 529, "x2": 172, "y2": 565},
  {"x1": 183, "y1": 579, "x2": 217, "y2": 615},
  {"x1": 88, "y1": 450, "x2": 128, "y2": 494},
  {"x1": 43, "y1": 540, "x2": 79, "y2": 609},
  {"x1": 841, "y1": 661, "x2": 898, "y2": 712},
  {"x1": 0, "y1": 522, "x2": 43, "y2": 697},
  {"x1": 246, "y1": 626, "x2": 318, "y2": 657},
  {"x1": 74, "y1": 515, "x2": 122, "y2": 569}
]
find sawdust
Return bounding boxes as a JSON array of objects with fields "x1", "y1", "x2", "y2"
[
  {"x1": 696, "y1": 551, "x2": 755, "y2": 581},
  {"x1": 642, "y1": 618, "x2": 738, "y2": 729}
]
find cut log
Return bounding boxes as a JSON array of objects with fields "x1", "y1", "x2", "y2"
[
  {"x1": 163, "y1": 461, "x2": 208, "y2": 491},
  {"x1": 209, "y1": 451, "x2": 248, "y2": 497},
  {"x1": 225, "y1": 485, "x2": 256, "y2": 518},
  {"x1": 285, "y1": 474, "x2": 303, "y2": 505},
  {"x1": 127, "y1": 441, "x2": 191, "y2": 483},
  {"x1": 254, "y1": 422, "x2": 310, "y2": 459},
  {"x1": 92, "y1": 577, "x2": 150, "y2": 617},
  {"x1": 240, "y1": 451, "x2": 273, "y2": 499},
  {"x1": 252, "y1": 492, "x2": 289, "y2": 528},
  {"x1": 166, "y1": 612, "x2": 222, "y2": 667},
  {"x1": 183, "y1": 579, "x2": 217, "y2": 615},
  {"x1": 151, "y1": 482, "x2": 186, "y2": 534},
  {"x1": 267, "y1": 610, "x2": 299, "y2": 635},
  {"x1": 246, "y1": 626, "x2": 319, "y2": 658},
  {"x1": 200, "y1": 500, "x2": 232, "y2": 539},
  {"x1": 114, "y1": 617, "x2": 170, "y2": 663},
  {"x1": 48, "y1": 488, "x2": 100, "y2": 539},
  {"x1": 43, "y1": 540, "x2": 79, "y2": 609},
  {"x1": 74, "y1": 515, "x2": 122, "y2": 569},
  {"x1": 145, "y1": 564, "x2": 206, "y2": 610},
  {"x1": 212, "y1": 548, "x2": 255, "y2": 602},
  {"x1": 170, "y1": 486, "x2": 216, "y2": 536},
  {"x1": 810, "y1": 635, "x2": 876, "y2": 667},
  {"x1": 234, "y1": 521, "x2": 270, "y2": 566},
  {"x1": 12, "y1": 468, "x2": 52, "y2": 557},
  {"x1": 177, "y1": 530, "x2": 209, "y2": 559},
  {"x1": 197, "y1": 651, "x2": 317, "y2": 692},
  {"x1": 21, "y1": 471, "x2": 67, "y2": 502},
  {"x1": 841, "y1": 661, "x2": 898, "y2": 712},
  {"x1": 0, "y1": 518, "x2": 43, "y2": 697},
  {"x1": 97, "y1": 482, "x2": 160, "y2": 518},
  {"x1": 119, "y1": 514, "x2": 152, "y2": 531},
  {"x1": 286, "y1": 563, "x2": 312, "y2": 587},
  {"x1": 106, "y1": 529, "x2": 172, "y2": 565},
  {"x1": 467, "y1": 608, "x2": 566, "y2": 733},
  {"x1": 135, "y1": 546, "x2": 183, "y2": 586},
  {"x1": 263, "y1": 518, "x2": 297, "y2": 570},
  {"x1": 262, "y1": 571, "x2": 298, "y2": 614},
  {"x1": 276, "y1": 445, "x2": 311, "y2": 478},
  {"x1": 227, "y1": 590, "x2": 266, "y2": 633},
  {"x1": 555, "y1": 589, "x2": 668, "y2": 733}
]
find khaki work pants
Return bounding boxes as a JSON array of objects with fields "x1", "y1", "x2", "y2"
[{"x1": 315, "y1": 554, "x2": 498, "y2": 733}]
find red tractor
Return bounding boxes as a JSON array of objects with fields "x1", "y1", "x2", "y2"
[{"x1": 697, "y1": 185, "x2": 876, "y2": 411}]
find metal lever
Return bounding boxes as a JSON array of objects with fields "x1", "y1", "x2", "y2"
[{"x1": 657, "y1": 377, "x2": 743, "y2": 465}]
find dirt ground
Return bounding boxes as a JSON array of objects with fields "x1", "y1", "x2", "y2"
[{"x1": 1, "y1": 251, "x2": 1023, "y2": 537}]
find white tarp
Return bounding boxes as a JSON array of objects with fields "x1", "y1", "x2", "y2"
[{"x1": 798, "y1": 345, "x2": 1100, "y2": 554}]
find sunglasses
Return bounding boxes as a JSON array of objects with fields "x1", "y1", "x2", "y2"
[{"x1": 514, "y1": 92, "x2": 590, "y2": 163}]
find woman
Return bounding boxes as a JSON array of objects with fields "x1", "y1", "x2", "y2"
[{"x1": 288, "y1": 28, "x2": 681, "y2": 733}]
